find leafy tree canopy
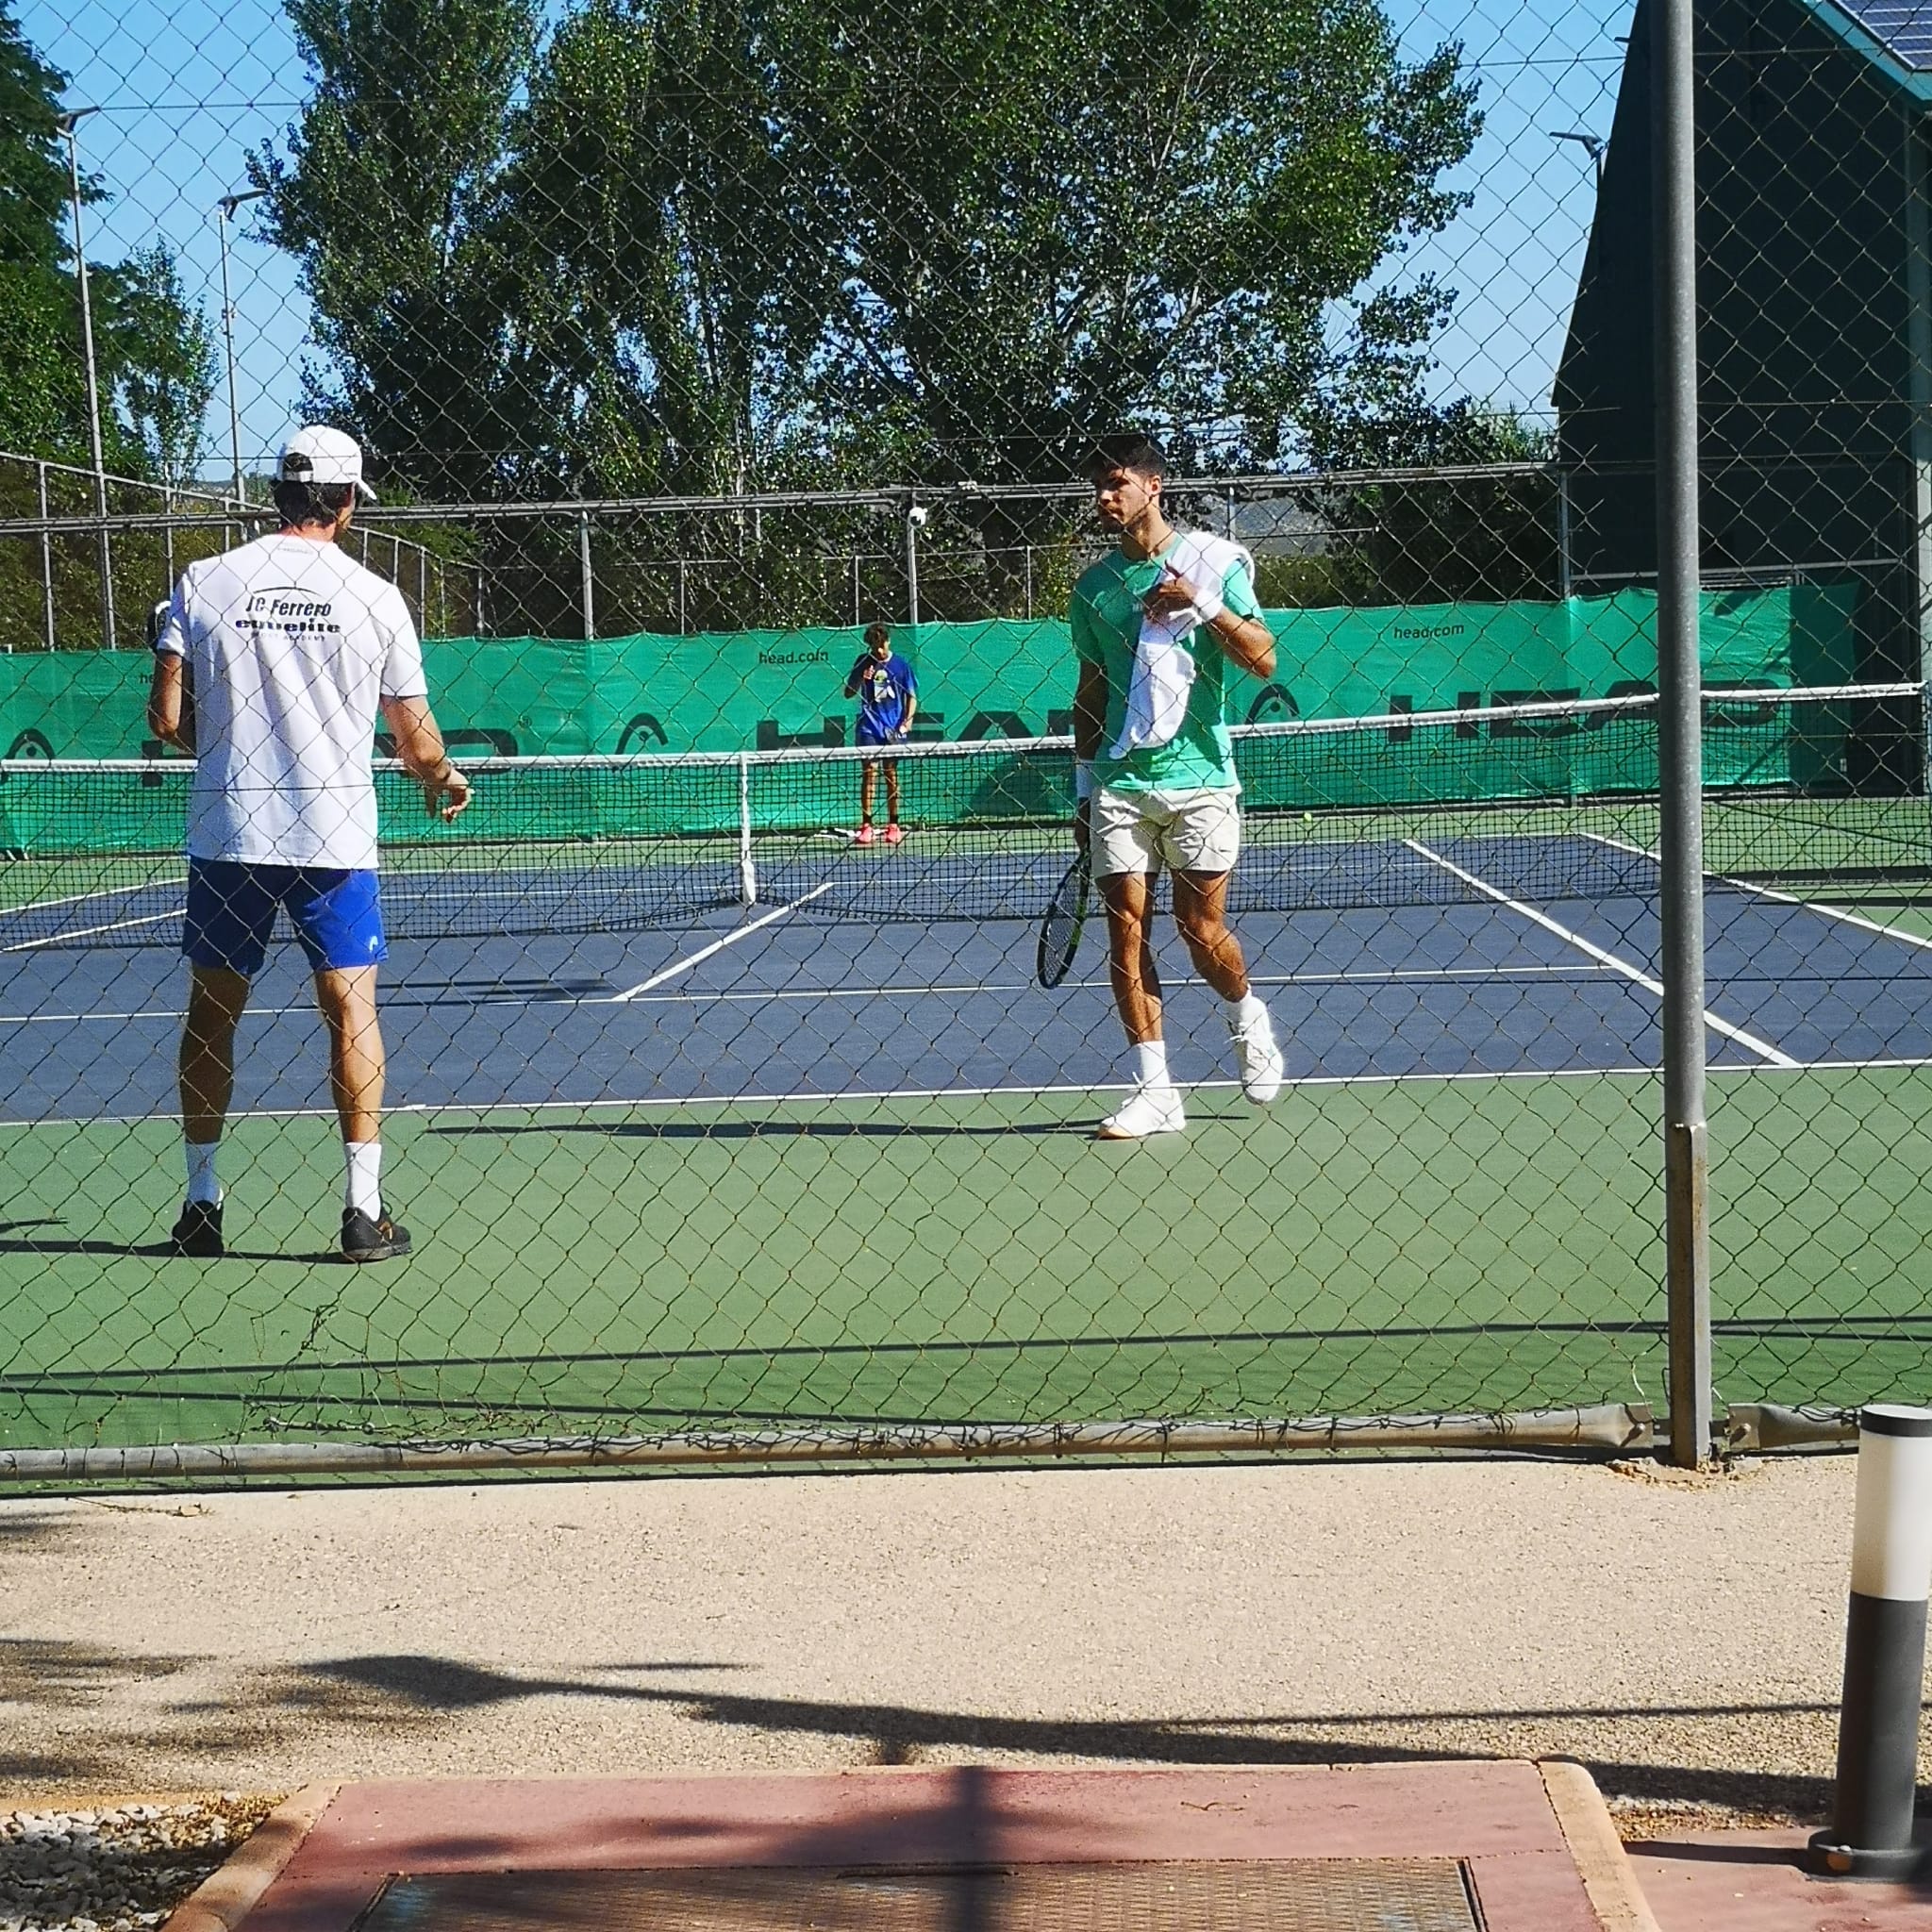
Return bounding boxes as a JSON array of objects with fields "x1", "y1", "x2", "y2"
[
  {"x1": 258, "y1": 0, "x2": 1484, "y2": 502},
  {"x1": 0, "y1": 1, "x2": 216, "y2": 479}
]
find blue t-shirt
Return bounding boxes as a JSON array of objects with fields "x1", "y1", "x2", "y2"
[{"x1": 849, "y1": 652, "x2": 916, "y2": 739}]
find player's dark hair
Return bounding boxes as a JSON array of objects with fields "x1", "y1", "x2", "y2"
[
  {"x1": 863, "y1": 623, "x2": 892, "y2": 649},
  {"x1": 272, "y1": 478, "x2": 355, "y2": 529},
  {"x1": 1084, "y1": 432, "x2": 1167, "y2": 481}
]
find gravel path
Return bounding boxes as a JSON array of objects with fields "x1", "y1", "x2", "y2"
[
  {"x1": 0, "y1": 1798, "x2": 274, "y2": 1932},
  {"x1": 0, "y1": 1453, "x2": 1881, "y2": 1857}
]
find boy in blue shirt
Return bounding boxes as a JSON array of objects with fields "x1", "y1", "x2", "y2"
[{"x1": 843, "y1": 623, "x2": 918, "y2": 844}]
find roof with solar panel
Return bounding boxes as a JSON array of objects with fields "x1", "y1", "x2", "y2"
[{"x1": 1811, "y1": 0, "x2": 1932, "y2": 83}]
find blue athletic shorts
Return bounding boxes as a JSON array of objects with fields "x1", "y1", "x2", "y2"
[
  {"x1": 184, "y1": 859, "x2": 387, "y2": 976},
  {"x1": 856, "y1": 722, "x2": 902, "y2": 748}
]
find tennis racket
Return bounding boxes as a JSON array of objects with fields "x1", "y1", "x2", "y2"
[{"x1": 1036, "y1": 852, "x2": 1090, "y2": 989}]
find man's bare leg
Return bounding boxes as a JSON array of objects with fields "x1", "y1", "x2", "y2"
[
  {"x1": 175, "y1": 967, "x2": 250, "y2": 1237},
  {"x1": 1095, "y1": 870, "x2": 1185, "y2": 1138},
  {"x1": 1101, "y1": 869, "x2": 1163, "y2": 1042},
  {"x1": 314, "y1": 965, "x2": 408, "y2": 1257},
  {"x1": 181, "y1": 966, "x2": 250, "y2": 1147},
  {"x1": 1173, "y1": 870, "x2": 1248, "y2": 999},
  {"x1": 314, "y1": 965, "x2": 384, "y2": 1142},
  {"x1": 1174, "y1": 868, "x2": 1283, "y2": 1104},
  {"x1": 859, "y1": 762, "x2": 877, "y2": 826}
]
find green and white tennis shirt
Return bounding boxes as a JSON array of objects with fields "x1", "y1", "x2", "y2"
[{"x1": 1069, "y1": 534, "x2": 1266, "y2": 794}]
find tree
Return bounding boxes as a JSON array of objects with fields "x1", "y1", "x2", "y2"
[
  {"x1": 763, "y1": 0, "x2": 1480, "y2": 485},
  {"x1": 109, "y1": 242, "x2": 218, "y2": 488},
  {"x1": 0, "y1": 2, "x2": 220, "y2": 480},
  {"x1": 259, "y1": 0, "x2": 1486, "y2": 626},
  {"x1": 1307, "y1": 398, "x2": 1560, "y2": 603},
  {"x1": 0, "y1": 2, "x2": 92, "y2": 458}
]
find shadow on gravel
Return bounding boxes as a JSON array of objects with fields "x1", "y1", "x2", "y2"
[
  {"x1": 291, "y1": 1653, "x2": 1840, "y2": 1822},
  {"x1": 0, "y1": 1637, "x2": 1846, "y2": 1826}
]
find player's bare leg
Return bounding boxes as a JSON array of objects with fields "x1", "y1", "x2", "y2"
[
  {"x1": 314, "y1": 965, "x2": 385, "y2": 1142},
  {"x1": 315, "y1": 965, "x2": 408, "y2": 1261},
  {"x1": 857, "y1": 761, "x2": 878, "y2": 842},
  {"x1": 1095, "y1": 871, "x2": 1184, "y2": 1139},
  {"x1": 180, "y1": 965, "x2": 250, "y2": 1144},
  {"x1": 171, "y1": 965, "x2": 250, "y2": 1256},
  {"x1": 883, "y1": 758, "x2": 903, "y2": 841},
  {"x1": 1174, "y1": 869, "x2": 1283, "y2": 1105}
]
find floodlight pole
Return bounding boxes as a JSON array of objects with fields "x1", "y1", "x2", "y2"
[
  {"x1": 216, "y1": 190, "x2": 266, "y2": 508},
  {"x1": 57, "y1": 108, "x2": 114, "y2": 648},
  {"x1": 1653, "y1": 0, "x2": 1712, "y2": 1467}
]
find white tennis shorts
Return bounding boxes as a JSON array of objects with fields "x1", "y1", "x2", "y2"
[{"x1": 1091, "y1": 785, "x2": 1241, "y2": 878}]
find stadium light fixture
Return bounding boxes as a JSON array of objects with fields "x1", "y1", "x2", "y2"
[
  {"x1": 1548, "y1": 129, "x2": 1606, "y2": 192},
  {"x1": 55, "y1": 106, "x2": 114, "y2": 647},
  {"x1": 215, "y1": 189, "x2": 268, "y2": 507}
]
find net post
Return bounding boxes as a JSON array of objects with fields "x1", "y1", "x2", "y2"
[
  {"x1": 737, "y1": 752, "x2": 756, "y2": 906},
  {"x1": 1654, "y1": 0, "x2": 1712, "y2": 1468}
]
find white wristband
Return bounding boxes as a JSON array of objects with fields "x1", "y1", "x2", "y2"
[{"x1": 1074, "y1": 760, "x2": 1096, "y2": 801}]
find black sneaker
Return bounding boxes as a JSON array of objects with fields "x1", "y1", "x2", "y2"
[
  {"x1": 341, "y1": 1205, "x2": 411, "y2": 1263},
  {"x1": 168, "y1": 1200, "x2": 225, "y2": 1258}
]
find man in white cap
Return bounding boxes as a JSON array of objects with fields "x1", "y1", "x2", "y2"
[{"x1": 146, "y1": 425, "x2": 470, "y2": 1262}]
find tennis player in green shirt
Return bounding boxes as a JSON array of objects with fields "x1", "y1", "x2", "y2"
[{"x1": 1069, "y1": 431, "x2": 1284, "y2": 1139}]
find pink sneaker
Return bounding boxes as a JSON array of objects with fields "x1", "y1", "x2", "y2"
[
  {"x1": 882, "y1": 824, "x2": 904, "y2": 845},
  {"x1": 853, "y1": 825, "x2": 875, "y2": 845}
]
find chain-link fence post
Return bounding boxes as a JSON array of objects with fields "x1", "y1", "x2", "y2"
[
  {"x1": 36, "y1": 459, "x2": 54, "y2": 650},
  {"x1": 579, "y1": 510, "x2": 595, "y2": 640},
  {"x1": 1655, "y1": 0, "x2": 1712, "y2": 1469}
]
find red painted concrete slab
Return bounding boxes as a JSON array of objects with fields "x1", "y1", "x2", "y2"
[
  {"x1": 1631, "y1": 1827, "x2": 1932, "y2": 1932},
  {"x1": 231, "y1": 1765, "x2": 1605, "y2": 1932}
]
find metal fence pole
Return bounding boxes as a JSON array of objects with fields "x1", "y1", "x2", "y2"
[
  {"x1": 1557, "y1": 468, "x2": 1574, "y2": 600},
  {"x1": 905, "y1": 505, "x2": 922, "y2": 625},
  {"x1": 1655, "y1": 0, "x2": 1712, "y2": 1468},
  {"x1": 37, "y1": 460, "x2": 55, "y2": 650},
  {"x1": 579, "y1": 510, "x2": 595, "y2": 640}
]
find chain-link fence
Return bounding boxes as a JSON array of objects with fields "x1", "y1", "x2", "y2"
[{"x1": 1, "y1": 0, "x2": 1927, "y2": 1481}]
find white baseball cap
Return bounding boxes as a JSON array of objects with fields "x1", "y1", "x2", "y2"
[{"x1": 276, "y1": 424, "x2": 376, "y2": 502}]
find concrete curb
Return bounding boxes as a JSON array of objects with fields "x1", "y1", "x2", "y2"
[
  {"x1": 158, "y1": 1783, "x2": 341, "y2": 1932},
  {"x1": 1539, "y1": 1759, "x2": 1665, "y2": 1932}
]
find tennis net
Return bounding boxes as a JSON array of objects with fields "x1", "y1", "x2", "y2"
[{"x1": 1, "y1": 684, "x2": 1924, "y2": 948}]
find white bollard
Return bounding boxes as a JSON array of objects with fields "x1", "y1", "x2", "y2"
[{"x1": 1808, "y1": 1405, "x2": 1932, "y2": 1878}]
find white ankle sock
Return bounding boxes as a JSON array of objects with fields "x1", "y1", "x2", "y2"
[
  {"x1": 1132, "y1": 1039, "x2": 1170, "y2": 1087},
  {"x1": 345, "y1": 1141, "x2": 382, "y2": 1217},
  {"x1": 1228, "y1": 992, "x2": 1268, "y2": 1029},
  {"x1": 185, "y1": 1142, "x2": 221, "y2": 1207}
]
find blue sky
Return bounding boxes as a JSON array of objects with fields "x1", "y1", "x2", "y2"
[{"x1": 17, "y1": 0, "x2": 1635, "y2": 486}]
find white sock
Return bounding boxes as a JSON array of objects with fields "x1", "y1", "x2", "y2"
[
  {"x1": 1132, "y1": 1039, "x2": 1170, "y2": 1088},
  {"x1": 1228, "y1": 992, "x2": 1268, "y2": 1030},
  {"x1": 185, "y1": 1142, "x2": 221, "y2": 1207},
  {"x1": 345, "y1": 1141, "x2": 382, "y2": 1218}
]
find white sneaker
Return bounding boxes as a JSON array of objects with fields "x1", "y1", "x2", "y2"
[
  {"x1": 1230, "y1": 1002, "x2": 1284, "y2": 1104},
  {"x1": 1096, "y1": 1081, "x2": 1187, "y2": 1140}
]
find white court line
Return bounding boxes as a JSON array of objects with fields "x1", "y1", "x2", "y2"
[
  {"x1": 0, "y1": 1063, "x2": 1688, "y2": 1129},
  {"x1": 604, "y1": 884, "x2": 836, "y2": 1002},
  {"x1": 0, "y1": 909, "x2": 183, "y2": 954},
  {"x1": 1583, "y1": 828, "x2": 1932, "y2": 958},
  {"x1": 5, "y1": 874, "x2": 183, "y2": 917},
  {"x1": 1405, "y1": 838, "x2": 1799, "y2": 1068},
  {"x1": 0, "y1": 964, "x2": 1614, "y2": 1028}
]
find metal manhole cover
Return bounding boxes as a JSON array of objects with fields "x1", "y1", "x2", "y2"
[{"x1": 349, "y1": 1858, "x2": 1482, "y2": 1930}]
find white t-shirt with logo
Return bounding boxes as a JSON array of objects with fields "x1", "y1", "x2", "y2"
[{"x1": 154, "y1": 534, "x2": 428, "y2": 870}]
